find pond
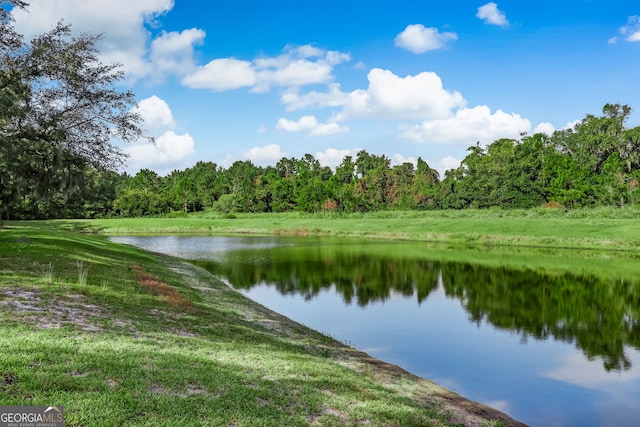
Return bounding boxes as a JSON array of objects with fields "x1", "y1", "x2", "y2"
[{"x1": 109, "y1": 235, "x2": 640, "y2": 427}]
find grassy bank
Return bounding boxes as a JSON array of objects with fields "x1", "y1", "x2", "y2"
[
  {"x1": 0, "y1": 221, "x2": 524, "y2": 426},
  {"x1": 78, "y1": 208, "x2": 640, "y2": 251}
]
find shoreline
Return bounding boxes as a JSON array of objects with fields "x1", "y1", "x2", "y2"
[
  {"x1": 0, "y1": 220, "x2": 530, "y2": 426},
  {"x1": 174, "y1": 259, "x2": 529, "y2": 427}
]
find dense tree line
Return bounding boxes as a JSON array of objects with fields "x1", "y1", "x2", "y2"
[
  {"x1": 4, "y1": 101, "x2": 640, "y2": 219},
  {"x1": 105, "y1": 103, "x2": 640, "y2": 218}
]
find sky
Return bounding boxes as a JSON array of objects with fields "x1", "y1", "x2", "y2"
[{"x1": 10, "y1": 0, "x2": 640, "y2": 176}]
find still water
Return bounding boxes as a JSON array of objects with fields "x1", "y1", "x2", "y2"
[{"x1": 110, "y1": 235, "x2": 640, "y2": 427}]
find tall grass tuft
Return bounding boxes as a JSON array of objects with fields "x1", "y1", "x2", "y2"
[
  {"x1": 77, "y1": 260, "x2": 90, "y2": 285},
  {"x1": 38, "y1": 262, "x2": 55, "y2": 284}
]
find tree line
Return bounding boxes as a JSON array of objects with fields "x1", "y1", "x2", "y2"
[
  {"x1": 2, "y1": 2, "x2": 640, "y2": 219},
  {"x1": 89, "y1": 103, "x2": 640, "y2": 218},
  {"x1": 6, "y1": 103, "x2": 640, "y2": 219}
]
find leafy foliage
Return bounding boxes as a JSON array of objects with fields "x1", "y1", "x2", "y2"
[{"x1": 0, "y1": 1, "x2": 143, "y2": 220}]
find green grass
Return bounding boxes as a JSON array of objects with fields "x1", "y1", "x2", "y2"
[
  {"x1": 69, "y1": 207, "x2": 640, "y2": 251},
  {"x1": 0, "y1": 221, "x2": 521, "y2": 426}
]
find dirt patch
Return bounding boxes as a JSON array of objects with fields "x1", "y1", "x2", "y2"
[{"x1": 0, "y1": 288, "x2": 130, "y2": 332}]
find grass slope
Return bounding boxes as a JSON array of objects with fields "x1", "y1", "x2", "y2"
[{"x1": 0, "y1": 222, "x2": 524, "y2": 427}]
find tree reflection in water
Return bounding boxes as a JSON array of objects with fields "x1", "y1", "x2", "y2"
[{"x1": 194, "y1": 242, "x2": 640, "y2": 372}]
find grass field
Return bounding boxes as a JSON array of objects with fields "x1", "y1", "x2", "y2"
[
  {"x1": 76, "y1": 207, "x2": 640, "y2": 251},
  {"x1": 0, "y1": 221, "x2": 524, "y2": 426}
]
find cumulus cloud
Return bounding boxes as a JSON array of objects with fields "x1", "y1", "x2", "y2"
[
  {"x1": 252, "y1": 44, "x2": 351, "y2": 92},
  {"x1": 243, "y1": 144, "x2": 287, "y2": 165},
  {"x1": 533, "y1": 122, "x2": 555, "y2": 136},
  {"x1": 134, "y1": 96, "x2": 176, "y2": 134},
  {"x1": 619, "y1": 16, "x2": 640, "y2": 42},
  {"x1": 337, "y1": 68, "x2": 466, "y2": 121},
  {"x1": 391, "y1": 154, "x2": 417, "y2": 166},
  {"x1": 399, "y1": 105, "x2": 531, "y2": 145},
  {"x1": 11, "y1": 0, "x2": 176, "y2": 79},
  {"x1": 124, "y1": 96, "x2": 195, "y2": 172},
  {"x1": 181, "y1": 44, "x2": 351, "y2": 92},
  {"x1": 435, "y1": 155, "x2": 462, "y2": 174},
  {"x1": 563, "y1": 119, "x2": 581, "y2": 130},
  {"x1": 150, "y1": 28, "x2": 206, "y2": 77},
  {"x1": 10, "y1": 1, "x2": 351, "y2": 91},
  {"x1": 276, "y1": 115, "x2": 319, "y2": 132},
  {"x1": 276, "y1": 115, "x2": 348, "y2": 136},
  {"x1": 124, "y1": 131, "x2": 195, "y2": 170},
  {"x1": 311, "y1": 122, "x2": 349, "y2": 136},
  {"x1": 476, "y1": 2, "x2": 509, "y2": 27},
  {"x1": 182, "y1": 58, "x2": 257, "y2": 91},
  {"x1": 316, "y1": 148, "x2": 361, "y2": 169},
  {"x1": 395, "y1": 24, "x2": 458, "y2": 53},
  {"x1": 281, "y1": 83, "x2": 351, "y2": 112},
  {"x1": 11, "y1": 2, "x2": 350, "y2": 92}
]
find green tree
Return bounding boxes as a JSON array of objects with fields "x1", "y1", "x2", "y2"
[
  {"x1": 0, "y1": 2, "x2": 144, "y2": 219},
  {"x1": 411, "y1": 157, "x2": 439, "y2": 209}
]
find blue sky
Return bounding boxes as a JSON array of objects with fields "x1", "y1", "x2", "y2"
[{"x1": 11, "y1": 0, "x2": 640, "y2": 176}]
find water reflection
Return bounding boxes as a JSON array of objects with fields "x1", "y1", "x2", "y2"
[{"x1": 193, "y1": 240, "x2": 640, "y2": 373}]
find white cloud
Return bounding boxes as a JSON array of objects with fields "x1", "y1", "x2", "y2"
[
  {"x1": 337, "y1": 68, "x2": 466, "y2": 121},
  {"x1": 11, "y1": 1, "x2": 351, "y2": 90},
  {"x1": 258, "y1": 59, "x2": 334, "y2": 88},
  {"x1": 395, "y1": 24, "x2": 458, "y2": 53},
  {"x1": 400, "y1": 105, "x2": 531, "y2": 145},
  {"x1": 316, "y1": 148, "x2": 361, "y2": 169},
  {"x1": 150, "y1": 28, "x2": 206, "y2": 77},
  {"x1": 543, "y1": 348, "x2": 640, "y2": 389},
  {"x1": 435, "y1": 155, "x2": 462, "y2": 175},
  {"x1": 181, "y1": 44, "x2": 351, "y2": 93},
  {"x1": 182, "y1": 58, "x2": 257, "y2": 91},
  {"x1": 276, "y1": 115, "x2": 348, "y2": 136},
  {"x1": 125, "y1": 96, "x2": 195, "y2": 173},
  {"x1": 533, "y1": 122, "x2": 555, "y2": 136},
  {"x1": 12, "y1": 0, "x2": 177, "y2": 79},
  {"x1": 281, "y1": 83, "x2": 351, "y2": 112},
  {"x1": 532, "y1": 119, "x2": 582, "y2": 136},
  {"x1": 243, "y1": 144, "x2": 286, "y2": 165},
  {"x1": 252, "y1": 44, "x2": 351, "y2": 92},
  {"x1": 124, "y1": 131, "x2": 195, "y2": 170},
  {"x1": 608, "y1": 36, "x2": 619, "y2": 44},
  {"x1": 311, "y1": 122, "x2": 349, "y2": 136},
  {"x1": 391, "y1": 154, "x2": 417, "y2": 166},
  {"x1": 620, "y1": 16, "x2": 640, "y2": 42},
  {"x1": 276, "y1": 115, "x2": 319, "y2": 132},
  {"x1": 476, "y1": 2, "x2": 509, "y2": 27},
  {"x1": 563, "y1": 119, "x2": 581, "y2": 130},
  {"x1": 134, "y1": 96, "x2": 176, "y2": 134}
]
